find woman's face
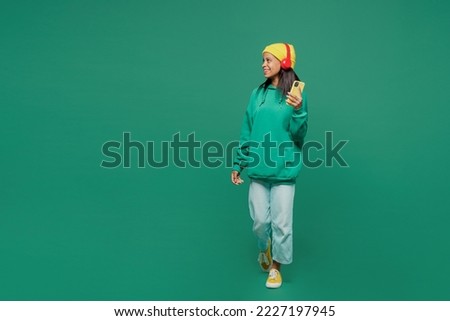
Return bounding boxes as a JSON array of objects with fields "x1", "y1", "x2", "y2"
[{"x1": 262, "y1": 52, "x2": 281, "y2": 81}]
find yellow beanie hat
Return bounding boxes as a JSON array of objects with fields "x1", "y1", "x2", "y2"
[{"x1": 262, "y1": 43, "x2": 296, "y2": 69}]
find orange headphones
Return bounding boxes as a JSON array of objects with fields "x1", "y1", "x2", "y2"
[{"x1": 280, "y1": 43, "x2": 292, "y2": 70}]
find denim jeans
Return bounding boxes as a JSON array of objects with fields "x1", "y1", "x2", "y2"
[{"x1": 248, "y1": 179, "x2": 296, "y2": 265}]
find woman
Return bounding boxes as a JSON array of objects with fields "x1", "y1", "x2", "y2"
[{"x1": 231, "y1": 43, "x2": 308, "y2": 288}]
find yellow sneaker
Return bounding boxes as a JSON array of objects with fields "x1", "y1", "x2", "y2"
[
  {"x1": 258, "y1": 239, "x2": 272, "y2": 272},
  {"x1": 266, "y1": 268, "x2": 282, "y2": 288}
]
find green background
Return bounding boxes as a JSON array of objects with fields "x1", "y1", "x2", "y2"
[{"x1": 1, "y1": 0, "x2": 449, "y2": 300}]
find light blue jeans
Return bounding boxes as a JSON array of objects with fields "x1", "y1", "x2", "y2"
[{"x1": 248, "y1": 179, "x2": 296, "y2": 265}]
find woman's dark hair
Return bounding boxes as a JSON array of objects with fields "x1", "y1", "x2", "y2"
[{"x1": 262, "y1": 68, "x2": 300, "y2": 96}]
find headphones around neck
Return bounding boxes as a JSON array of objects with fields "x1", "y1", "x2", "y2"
[{"x1": 280, "y1": 43, "x2": 292, "y2": 70}]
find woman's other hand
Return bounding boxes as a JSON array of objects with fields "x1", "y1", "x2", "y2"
[{"x1": 231, "y1": 171, "x2": 244, "y2": 185}]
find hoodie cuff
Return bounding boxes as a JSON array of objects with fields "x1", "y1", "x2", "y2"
[
  {"x1": 232, "y1": 164, "x2": 242, "y2": 173},
  {"x1": 292, "y1": 106, "x2": 307, "y2": 117}
]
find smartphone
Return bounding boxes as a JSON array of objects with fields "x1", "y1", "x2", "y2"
[{"x1": 290, "y1": 80, "x2": 305, "y2": 97}]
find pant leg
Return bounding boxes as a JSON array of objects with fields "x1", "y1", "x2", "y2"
[
  {"x1": 270, "y1": 183, "x2": 296, "y2": 264},
  {"x1": 248, "y1": 179, "x2": 271, "y2": 251}
]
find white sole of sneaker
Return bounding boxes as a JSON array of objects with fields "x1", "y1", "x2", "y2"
[{"x1": 266, "y1": 282, "x2": 282, "y2": 289}]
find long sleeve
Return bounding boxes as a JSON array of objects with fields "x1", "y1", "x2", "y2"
[
  {"x1": 289, "y1": 92, "x2": 308, "y2": 149},
  {"x1": 232, "y1": 89, "x2": 258, "y2": 173}
]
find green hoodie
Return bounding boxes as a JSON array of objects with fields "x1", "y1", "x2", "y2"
[{"x1": 233, "y1": 84, "x2": 308, "y2": 183}]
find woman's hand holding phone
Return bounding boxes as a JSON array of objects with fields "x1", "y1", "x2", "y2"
[{"x1": 286, "y1": 80, "x2": 304, "y2": 109}]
